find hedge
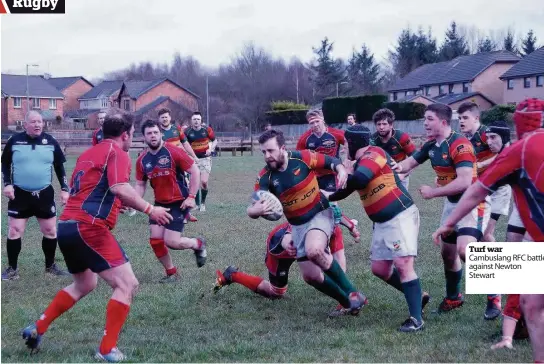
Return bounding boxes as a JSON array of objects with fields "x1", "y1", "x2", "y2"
[
  {"x1": 480, "y1": 104, "x2": 516, "y2": 125},
  {"x1": 322, "y1": 95, "x2": 388, "y2": 123},
  {"x1": 270, "y1": 101, "x2": 309, "y2": 111},
  {"x1": 265, "y1": 109, "x2": 309, "y2": 125},
  {"x1": 382, "y1": 102, "x2": 426, "y2": 120}
]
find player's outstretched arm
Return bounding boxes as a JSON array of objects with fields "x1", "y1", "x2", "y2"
[
  {"x1": 134, "y1": 180, "x2": 146, "y2": 198},
  {"x1": 477, "y1": 154, "x2": 498, "y2": 171},
  {"x1": 111, "y1": 183, "x2": 172, "y2": 225},
  {"x1": 182, "y1": 141, "x2": 198, "y2": 161},
  {"x1": 432, "y1": 181, "x2": 489, "y2": 244},
  {"x1": 394, "y1": 156, "x2": 419, "y2": 175},
  {"x1": 427, "y1": 166, "x2": 473, "y2": 199}
]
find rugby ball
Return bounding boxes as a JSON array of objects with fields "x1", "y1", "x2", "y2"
[{"x1": 251, "y1": 190, "x2": 284, "y2": 221}]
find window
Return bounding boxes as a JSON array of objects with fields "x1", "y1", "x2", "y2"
[
  {"x1": 463, "y1": 83, "x2": 469, "y2": 93},
  {"x1": 524, "y1": 77, "x2": 531, "y2": 88},
  {"x1": 439, "y1": 85, "x2": 445, "y2": 95},
  {"x1": 537, "y1": 75, "x2": 543, "y2": 87},
  {"x1": 448, "y1": 84, "x2": 454, "y2": 94},
  {"x1": 101, "y1": 98, "x2": 109, "y2": 108},
  {"x1": 507, "y1": 79, "x2": 515, "y2": 90},
  {"x1": 16, "y1": 120, "x2": 23, "y2": 126},
  {"x1": 123, "y1": 99, "x2": 130, "y2": 111},
  {"x1": 49, "y1": 99, "x2": 56, "y2": 109},
  {"x1": 13, "y1": 97, "x2": 21, "y2": 108},
  {"x1": 32, "y1": 98, "x2": 40, "y2": 108},
  {"x1": 393, "y1": 92, "x2": 398, "y2": 101},
  {"x1": 416, "y1": 89, "x2": 422, "y2": 95},
  {"x1": 425, "y1": 86, "x2": 430, "y2": 96}
]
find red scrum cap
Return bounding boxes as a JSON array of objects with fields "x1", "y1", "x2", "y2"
[{"x1": 513, "y1": 98, "x2": 544, "y2": 139}]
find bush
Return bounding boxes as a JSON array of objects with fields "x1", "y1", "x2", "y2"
[
  {"x1": 322, "y1": 95, "x2": 388, "y2": 123},
  {"x1": 265, "y1": 109, "x2": 309, "y2": 125},
  {"x1": 270, "y1": 101, "x2": 309, "y2": 111},
  {"x1": 480, "y1": 104, "x2": 516, "y2": 125},
  {"x1": 381, "y1": 102, "x2": 426, "y2": 120}
]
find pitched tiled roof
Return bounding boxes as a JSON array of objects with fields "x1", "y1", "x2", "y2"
[
  {"x1": 122, "y1": 78, "x2": 200, "y2": 99},
  {"x1": 389, "y1": 51, "x2": 520, "y2": 92},
  {"x1": 47, "y1": 76, "x2": 93, "y2": 91},
  {"x1": 79, "y1": 80, "x2": 124, "y2": 100},
  {"x1": 1, "y1": 74, "x2": 64, "y2": 98},
  {"x1": 64, "y1": 109, "x2": 101, "y2": 118},
  {"x1": 433, "y1": 92, "x2": 495, "y2": 106},
  {"x1": 500, "y1": 47, "x2": 544, "y2": 79}
]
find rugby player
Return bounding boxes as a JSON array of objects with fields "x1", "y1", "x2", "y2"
[
  {"x1": 249, "y1": 129, "x2": 367, "y2": 316},
  {"x1": 328, "y1": 125, "x2": 429, "y2": 332},
  {"x1": 393, "y1": 103, "x2": 483, "y2": 313},
  {"x1": 184, "y1": 111, "x2": 217, "y2": 212},
  {"x1": 214, "y1": 222, "x2": 346, "y2": 298},
  {"x1": 457, "y1": 101, "x2": 499, "y2": 319},
  {"x1": 371, "y1": 108, "x2": 416, "y2": 190},
  {"x1": 135, "y1": 120, "x2": 207, "y2": 283},
  {"x1": 432, "y1": 98, "x2": 544, "y2": 363},
  {"x1": 2, "y1": 111, "x2": 70, "y2": 280},
  {"x1": 91, "y1": 110, "x2": 107, "y2": 145},
  {"x1": 21, "y1": 111, "x2": 173, "y2": 362},
  {"x1": 491, "y1": 294, "x2": 529, "y2": 350},
  {"x1": 297, "y1": 109, "x2": 361, "y2": 245}
]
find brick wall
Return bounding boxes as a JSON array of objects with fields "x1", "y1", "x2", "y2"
[
  {"x1": 63, "y1": 79, "x2": 93, "y2": 111},
  {"x1": 472, "y1": 63, "x2": 517, "y2": 104},
  {"x1": 1, "y1": 97, "x2": 7, "y2": 128},
  {"x1": 5, "y1": 97, "x2": 64, "y2": 127},
  {"x1": 135, "y1": 80, "x2": 199, "y2": 112}
]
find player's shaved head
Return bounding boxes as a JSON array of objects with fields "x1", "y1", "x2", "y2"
[{"x1": 457, "y1": 102, "x2": 480, "y2": 117}]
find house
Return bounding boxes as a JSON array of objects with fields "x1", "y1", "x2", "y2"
[
  {"x1": 500, "y1": 46, "x2": 544, "y2": 104},
  {"x1": 389, "y1": 51, "x2": 521, "y2": 110},
  {"x1": 47, "y1": 76, "x2": 94, "y2": 111},
  {"x1": 71, "y1": 78, "x2": 200, "y2": 129},
  {"x1": 1, "y1": 74, "x2": 65, "y2": 130}
]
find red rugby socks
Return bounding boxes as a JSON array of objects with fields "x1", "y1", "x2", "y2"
[
  {"x1": 99, "y1": 299, "x2": 130, "y2": 355},
  {"x1": 36, "y1": 290, "x2": 76, "y2": 335}
]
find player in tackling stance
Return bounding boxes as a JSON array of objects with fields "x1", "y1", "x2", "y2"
[
  {"x1": 328, "y1": 125, "x2": 428, "y2": 331},
  {"x1": 21, "y1": 111, "x2": 173, "y2": 362},
  {"x1": 135, "y1": 120, "x2": 207, "y2": 282},
  {"x1": 248, "y1": 129, "x2": 366, "y2": 317},
  {"x1": 214, "y1": 222, "x2": 346, "y2": 298},
  {"x1": 433, "y1": 98, "x2": 544, "y2": 363}
]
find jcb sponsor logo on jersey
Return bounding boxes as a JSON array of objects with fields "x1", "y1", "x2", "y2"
[{"x1": 360, "y1": 183, "x2": 386, "y2": 201}]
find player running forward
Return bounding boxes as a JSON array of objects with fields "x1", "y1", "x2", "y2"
[
  {"x1": 214, "y1": 222, "x2": 346, "y2": 298},
  {"x1": 371, "y1": 108, "x2": 416, "y2": 190},
  {"x1": 297, "y1": 109, "x2": 361, "y2": 243},
  {"x1": 327, "y1": 125, "x2": 429, "y2": 332},
  {"x1": 433, "y1": 98, "x2": 544, "y2": 363},
  {"x1": 393, "y1": 103, "x2": 487, "y2": 314},
  {"x1": 249, "y1": 129, "x2": 367, "y2": 316},
  {"x1": 184, "y1": 111, "x2": 217, "y2": 212},
  {"x1": 457, "y1": 101, "x2": 500, "y2": 319},
  {"x1": 91, "y1": 110, "x2": 107, "y2": 145},
  {"x1": 21, "y1": 111, "x2": 173, "y2": 362},
  {"x1": 135, "y1": 120, "x2": 207, "y2": 283}
]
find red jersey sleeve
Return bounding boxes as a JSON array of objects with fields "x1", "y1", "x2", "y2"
[
  {"x1": 399, "y1": 132, "x2": 416, "y2": 156},
  {"x1": 296, "y1": 133, "x2": 306, "y2": 151},
  {"x1": 106, "y1": 147, "x2": 132, "y2": 187},
  {"x1": 254, "y1": 168, "x2": 270, "y2": 192},
  {"x1": 135, "y1": 154, "x2": 146, "y2": 182},
  {"x1": 92, "y1": 130, "x2": 98, "y2": 146},
  {"x1": 172, "y1": 146, "x2": 195, "y2": 172},
  {"x1": 178, "y1": 126, "x2": 187, "y2": 144},
  {"x1": 331, "y1": 129, "x2": 346, "y2": 145},
  {"x1": 298, "y1": 150, "x2": 340, "y2": 172},
  {"x1": 450, "y1": 138, "x2": 476, "y2": 169},
  {"x1": 479, "y1": 141, "x2": 522, "y2": 192},
  {"x1": 207, "y1": 127, "x2": 216, "y2": 141}
]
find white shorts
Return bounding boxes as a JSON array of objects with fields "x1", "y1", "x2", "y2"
[
  {"x1": 197, "y1": 157, "x2": 212, "y2": 174},
  {"x1": 490, "y1": 185, "x2": 512, "y2": 216},
  {"x1": 440, "y1": 198, "x2": 490, "y2": 240},
  {"x1": 291, "y1": 208, "x2": 335, "y2": 259},
  {"x1": 371, "y1": 205, "x2": 419, "y2": 260},
  {"x1": 400, "y1": 175, "x2": 409, "y2": 191},
  {"x1": 508, "y1": 203, "x2": 525, "y2": 229}
]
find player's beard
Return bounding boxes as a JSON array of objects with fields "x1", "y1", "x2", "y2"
[
  {"x1": 266, "y1": 152, "x2": 286, "y2": 170},
  {"x1": 147, "y1": 139, "x2": 162, "y2": 150},
  {"x1": 378, "y1": 129, "x2": 391, "y2": 137}
]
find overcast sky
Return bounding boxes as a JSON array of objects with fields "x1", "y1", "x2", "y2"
[{"x1": 1, "y1": 0, "x2": 543, "y2": 80}]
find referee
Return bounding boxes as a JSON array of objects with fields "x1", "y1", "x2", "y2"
[{"x1": 2, "y1": 111, "x2": 70, "y2": 280}]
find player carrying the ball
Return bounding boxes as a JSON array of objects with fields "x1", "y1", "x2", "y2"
[
  {"x1": 248, "y1": 129, "x2": 367, "y2": 317},
  {"x1": 214, "y1": 222, "x2": 346, "y2": 298},
  {"x1": 328, "y1": 125, "x2": 429, "y2": 332},
  {"x1": 135, "y1": 120, "x2": 207, "y2": 283}
]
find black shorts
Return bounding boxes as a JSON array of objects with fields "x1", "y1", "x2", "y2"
[
  {"x1": 317, "y1": 175, "x2": 337, "y2": 193},
  {"x1": 58, "y1": 220, "x2": 129, "y2": 274},
  {"x1": 7, "y1": 185, "x2": 56, "y2": 219},
  {"x1": 149, "y1": 201, "x2": 189, "y2": 232}
]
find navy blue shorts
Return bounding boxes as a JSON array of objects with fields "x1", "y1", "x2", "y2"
[
  {"x1": 57, "y1": 220, "x2": 129, "y2": 274},
  {"x1": 317, "y1": 175, "x2": 337, "y2": 193},
  {"x1": 149, "y1": 201, "x2": 189, "y2": 232},
  {"x1": 7, "y1": 185, "x2": 56, "y2": 219}
]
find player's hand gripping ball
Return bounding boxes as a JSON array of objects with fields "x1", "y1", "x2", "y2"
[{"x1": 251, "y1": 190, "x2": 284, "y2": 221}]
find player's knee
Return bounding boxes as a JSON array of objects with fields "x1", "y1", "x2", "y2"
[
  {"x1": 370, "y1": 264, "x2": 389, "y2": 280},
  {"x1": 201, "y1": 181, "x2": 208, "y2": 189},
  {"x1": 520, "y1": 296, "x2": 544, "y2": 321},
  {"x1": 40, "y1": 224, "x2": 57, "y2": 238},
  {"x1": 119, "y1": 276, "x2": 139, "y2": 300},
  {"x1": 78, "y1": 277, "x2": 98, "y2": 296},
  {"x1": 8, "y1": 223, "x2": 24, "y2": 239},
  {"x1": 150, "y1": 238, "x2": 168, "y2": 258},
  {"x1": 301, "y1": 270, "x2": 321, "y2": 284}
]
